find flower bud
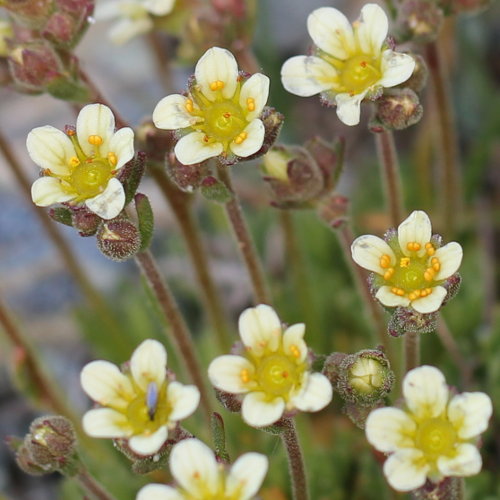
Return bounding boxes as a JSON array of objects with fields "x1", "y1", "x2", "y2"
[
  {"x1": 375, "y1": 88, "x2": 423, "y2": 130},
  {"x1": 3, "y1": 0, "x2": 54, "y2": 29},
  {"x1": 262, "y1": 149, "x2": 290, "y2": 183},
  {"x1": 398, "y1": 0, "x2": 444, "y2": 43},
  {"x1": 400, "y1": 53, "x2": 428, "y2": 93},
  {"x1": 96, "y1": 219, "x2": 141, "y2": 261},
  {"x1": 71, "y1": 206, "x2": 101, "y2": 236}
]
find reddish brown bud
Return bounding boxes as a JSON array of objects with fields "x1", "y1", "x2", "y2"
[
  {"x1": 96, "y1": 219, "x2": 141, "y2": 261},
  {"x1": 398, "y1": 0, "x2": 444, "y2": 42},
  {"x1": 375, "y1": 88, "x2": 423, "y2": 130},
  {"x1": 71, "y1": 206, "x2": 101, "y2": 236},
  {"x1": 3, "y1": 0, "x2": 54, "y2": 29}
]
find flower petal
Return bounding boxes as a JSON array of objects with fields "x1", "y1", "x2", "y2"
[
  {"x1": 238, "y1": 304, "x2": 282, "y2": 356},
  {"x1": 208, "y1": 355, "x2": 255, "y2": 394},
  {"x1": 129, "y1": 426, "x2": 168, "y2": 456},
  {"x1": 376, "y1": 286, "x2": 411, "y2": 308},
  {"x1": 82, "y1": 408, "x2": 130, "y2": 438},
  {"x1": 80, "y1": 360, "x2": 134, "y2": 409},
  {"x1": 403, "y1": 365, "x2": 448, "y2": 419},
  {"x1": 447, "y1": 392, "x2": 492, "y2": 439},
  {"x1": 153, "y1": 94, "x2": 203, "y2": 130},
  {"x1": 437, "y1": 443, "x2": 482, "y2": 477},
  {"x1": 27, "y1": 126, "x2": 74, "y2": 175},
  {"x1": 307, "y1": 7, "x2": 354, "y2": 60},
  {"x1": 282, "y1": 323, "x2": 307, "y2": 362},
  {"x1": 174, "y1": 132, "x2": 223, "y2": 165},
  {"x1": 239, "y1": 73, "x2": 269, "y2": 121},
  {"x1": 166, "y1": 381, "x2": 200, "y2": 422},
  {"x1": 170, "y1": 439, "x2": 219, "y2": 497},
  {"x1": 398, "y1": 210, "x2": 432, "y2": 257},
  {"x1": 130, "y1": 339, "x2": 167, "y2": 392},
  {"x1": 433, "y1": 242, "x2": 463, "y2": 281},
  {"x1": 31, "y1": 177, "x2": 75, "y2": 207},
  {"x1": 378, "y1": 50, "x2": 415, "y2": 88},
  {"x1": 281, "y1": 56, "x2": 337, "y2": 97},
  {"x1": 109, "y1": 127, "x2": 135, "y2": 169},
  {"x1": 76, "y1": 104, "x2": 116, "y2": 157},
  {"x1": 137, "y1": 484, "x2": 183, "y2": 500},
  {"x1": 109, "y1": 17, "x2": 153, "y2": 45},
  {"x1": 355, "y1": 4, "x2": 388, "y2": 56},
  {"x1": 226, "y1": 453, "x2": 268, "y2": 500},
  {"x1": 365, "y1": 407, "x2": 417, "y2": 453},
  {"x1": 383, "y1": 449, "x2": 429, "y2": 492},
  {"x1": 85, "y1": 177, "x2": 125, "y2": 220},
  {"x1": 335, "y1": 91, "x2": 367, "y2": 126},
  {"x1": 229, "y1": 119, "x2": 264, "y2": 158},
  {"x1": 351, "y1": 234, "x2": 396, "y2": 275},
  {"x1": 94, "y1": 0, "x2": 121, "y2": 21},
  {"x1": 410, "y1": 286, "x2": 446, "y2": 314},
  {"x1": 195, "y1": 47, "x2": 238, "y2": 101},
  {"x1": 290, "y1": 372, "x2": 332, "y2": 412},
  {"x1": 241, "y1": 392, "x2": 285, "y2": 427},
  {"x1": 143, "y1": 0, "x2": 175, "y2": 16}
]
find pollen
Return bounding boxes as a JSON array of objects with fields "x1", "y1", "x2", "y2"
[
  {"x1": 107, "y1": 152, "x2": 118, "y2": 166},
  {"x1": 391, "y1": 287, "x2": 405, "y2": 296},
  {"x1": 424, "y1": 268, "x2": 435, "y2": 281},
  {"x1": 400, "y1": 257, "x2": 410, "y2": 268},
  {"x1": 240, "y1": 369, "x2": 251, "y2": 384},
  {"x1": 68, "y1": 156, "x2": 80, "y2": 168},
  {"x1": 360, "y1": 61, "x2": 367, "y2": 68},
  {"x1": 425, "y1": 242, "x2": 435, "y2": 256},
  {"x1": 408, "y1": 290, "x2": 422, "y2": 301},
  {"x1": 379, "y1": 254, "x2": 392, "y2": 269},
  {"x1": 209, "y1": 80, "x2": 225, "y2": 91},
  {"x1": 420, "y1": 288, "x2": 433, "y2": 297},
  {"x1": 66, "y1": 129, "x2": 76, "y2": 136},
  {"x1": 247, "y1": 97, "x2": 255, "y2": 112},
  {"x1": 290, "y1": 345, "x2": 301, "y2": 358},
  {"x1": 88, "y1": 135, "x2": 103, "y2": 146},
  {"x1": 431, "y1": 257, "x2": 441, "y2": 272},
  {"x1": 407, "y1": 242, "x2": 421, "y2": 252},
  {"x1": 185, "y1": 99, "x2": 194, "y2": 113},
  {"x1": 383, "y1": 268, "x2": 394, "y2": 280},
  {"x1": 203, "y1": 135, "x2": 210, "y2": 143},
  {"x1": 234, "y1": 131, "x2": 248, "y2": 145}
]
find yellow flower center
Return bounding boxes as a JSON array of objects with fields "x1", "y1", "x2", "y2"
[
  {"x1": 339, "y1": 54, "x2": 381, "y2": 95},
  {"x1": 256, "y1": 354, "x2": 300, "y2": 397},
  {"x1": 415, "y1": 417, "x2": 457, "y2": 459},
  {"x1": 70, "y1": 159, "x2": 113, "y2": 198},
  {"x1": 204, "y1": 102, "x2": 247, "y2": 142}
]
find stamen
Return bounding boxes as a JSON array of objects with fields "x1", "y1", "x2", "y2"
[
  {"x1": 282, "y1": 371, "x2": 289, "y2": 378},
  {"x1": 209, "y1": 80, "x2": 225, "y2": 91},
  {"x1": 431, "y1": 257, "x2": 441, "y2": 272},
  {"x1": 425, "y1": 242, "x2": 435, "y2": 256},
  {"x1": 203, "y1": 135, "x2": 210, "y2": 143},
  {"x1": 107, "y1": 152, "x2": 118, "y2": 166},
  {"x1": 424, "y1": 268, "x2": 435, "y2": 281},
  {"x1": 408, "y1": 290, "x2": 422, "y2": 301},
  {"x1": 360, "y1": 61, "x2": 367, "y2": 68},
  {"x1": 185, "y1": 98, "x2": 194, "y2": 113},
  {"x1": 391, "y1": 287, "x2": 405, "y2": 297},
  {"x1": 234, "y1": 131, "x2": 248, "y2": 145},
  {"x1": 68, "y1": 156, "x2": 80, "y2": 168},
  {"x1": 66, "y1": 129, "x2": 76, "y2": 136},
  {"x1": 383, "y1": 268, "x2": 394, "y2": 280},
  {"x1": 400, "y1": 257, "x2": 410, "y2": 268},
  {"x1": 407, "y1": 242, "x2": 421, "y2": 252},
  {"x1": 247, "y1": 97, "x2": 255, "y2": 112},
  {"x1": 240, "y1": 369, "x2": 250, "y2": 384},
  {"x1": 88, "y1": 135, "x2": 103, "y2": 146},
  {"x1": 223, "y1": 112, "x2": 231, "y2": 118},
  {"x1": 290, "y1": 345, "x2": 301, "y2": 358},
  {"x1": 379, "y1": 254, "x2": 392, "y2": 269},
  {"x1": 43, "y1": 168, "x2": 53, "y2": 176}
]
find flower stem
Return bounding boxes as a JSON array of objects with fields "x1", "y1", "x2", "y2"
[
  {"x1": 216, "y1": 163, "x2": 271, "y2": 305},
  {"x1": 134, "y1": 250, "x2": 212, "y2": 421},
  {"x1": 404, "y1": 331, "x2": 420, "y2": 374},
  {"x1": 425, "y1": 40, "x2": 461, "y2": 238},
  {"x1": 375, "y1": 129, "x2": 404, "y2": 228},
  {"x1": 280, "y1": 418, "x2": 309, "y2": 500},
  {"x1": 76, "y1": 468, "x2": 119, "y2": 500},
  {"x1": 150, "y1": 167, "x2": 231, "y2": 350}
]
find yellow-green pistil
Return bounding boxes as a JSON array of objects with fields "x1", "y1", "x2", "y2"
[
  {"x1": 415, "y1": 418, "x2": 458, "y2": 460},
  {"x1": 379, "y1": 241, "x2": 442, "y2": 301}
]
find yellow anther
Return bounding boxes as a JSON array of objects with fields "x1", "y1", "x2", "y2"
[
  {"x1": 68, "y1": 156, "x2": 80, "y2": 168},
  {"x1": 426, "y1": 288, "x2": 432, "y2": 295},
  {"x1": 66, "y1": 128, "x2": 76, "y2": 136},
  {"x1": 203, "y1": 135, "x2": 210, "y2": 143},
  {"x1": 424, "y1": 268, "x2": 435, "y2": 281},
  {"x1": 290, "y1": 345, "x2": 301, "y2": 359},
  {"x1": 379, "y1": 254, "x2": 391, "y2": 269},
  {"x1": 391, "y1": 287, "x2": 405, "y2": 296},
  {"x1": 43, "y1": 168, "x2": 53, "y2": 176},
  {"x1": 234, "y1": 131, "x2": 248, "y2": 145},
  {"x1": 209, "y1": 80, "x2": 225, "y2": 91},
  {"x1": 400, "y1": 257, "x2": 410, "y2": 268},
  {"x1": 409, "y1": 289, "x2": 422, "y2": 300},
  {"x1": 247, "y1": 97, "x2": 255, "y2": 112},
  {"x1": 407, "y1": 242, "x2": 421, "y2": 252},
  {"x1": 383, "y1": 268, "x2": 394, "y2": 281},
  {"x1": 107, "y1": 152, "x2": 118, "y2": 166},
  {"x1": 240, "y1": 369, "x2": 250, "y2": 384},
  {"x1": 433, "y1": 262, "x2": 441, "y2": 272},
  {"x1": 425, "y1": 242, "x2": 435, "y2": 256},
  {"x1": 185, "y1": 99, "x2": 194, "y2": 113},
  {"x1": 88, "y1": 134, "x2": 103, "y2": 146}
]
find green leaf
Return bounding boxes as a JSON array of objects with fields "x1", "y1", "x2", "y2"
[
  {"x1": 200, "y1": 176, "x2": 233, "y2": 203},
  {"x1": 135, "y1": 193, "x2": 154, "y2": 251}
]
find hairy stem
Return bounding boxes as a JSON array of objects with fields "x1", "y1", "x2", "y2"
[
  {"x1": 134, "y1": 250, "x2": 212, "y2": 420},
  {"x1": 217, "y1": 163, "x2": 271, "y2": 305},
  {"x1": 76, "y1": 468, "x2": 119, "y2": 500},
  {"x1": 404, "y1": 331, "x2": 420, "y2": 374}
]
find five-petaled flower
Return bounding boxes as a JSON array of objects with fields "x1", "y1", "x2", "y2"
[
  {"x1": 351, "y1": 210, "x2": 463, "y2": 314},
  {"x1": 280, "y1": 4, "x2": 415, "y2": 126},
  {"x1": 365, "y1": 365, "x2": 492, "y2": 492},
  {"x1": 96, "y1": 0, "x2": 176, "y2": 45},
  {"x1": 28, "y1": 103, "x2": 134, "y2": 220},
  {"x1": 136, "y1": 438, "x2": 268, "y2": 500},
  {"x1": 153, "y1": 46, "x2": 269, "y2": 165},
  {"x1": 208, "y1": 304, "x2": 332, "y2": 427},
  {"x1": 81, "y1": 339, "x2": 200, "y2": 456}
]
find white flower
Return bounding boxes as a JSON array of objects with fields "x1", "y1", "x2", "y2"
[
  {"x1": 208, "y1": 304, "x2": 332, "y2": 427},
  {"x1": 81, "y1": 339, "x2": 200, "y2": 456},
  {"x1": 95, "y1": 0, "x2": 176, "y2": 45},
  {"x1": 351, "y1": 210, "x2": 463, "y2": 314},
  {"x1": 136, "y1": 438, "x2": 268, "y2": 500},
  {"x1": 153, "y1": 47, "x2": 269, "y2": 165},
  {"x1": 28, "y1": 103, "x2": 134, "y2": 220},
  {"x1": 280, "y1": 3, "x2": 415, "y2": 126},
  {"x1": 365, "y1": 366, "x2": 492, "y2": 492}
]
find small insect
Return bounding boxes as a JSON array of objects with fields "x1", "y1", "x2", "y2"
[{"x1": 146, "y1": 382, "x2": 159, "y2": 420}]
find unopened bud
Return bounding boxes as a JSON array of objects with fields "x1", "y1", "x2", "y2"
[
  {"x1": 71, "y1": 206, "x2": 101, "y2": 236},
  {"x1": 400, "y1": 53, "x2": 428, "y2": 93},
  {"x1": 96, "y1": 219, "x2": 141, "y2": 261},
  {"x1": 3, "y1": 0, "x2": 53, "y2": 29},
  {"x1": 398, "y1": 0, "x2": 444, "y2": 42},
  {"x1": 262, "y1": 149, "x2": 290, "y2": 183},
  {"x1": 375, "y1": 89, "x2": 423, "y2": 130}
]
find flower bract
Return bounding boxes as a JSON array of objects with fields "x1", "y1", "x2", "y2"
[
  {"x1": 280, "y1": 3, "x2": 415, "y2": 126},
  {"x1": 351, "y1": 210, "x2": 463, "y2": 314},
  {"x1": 365, "y1": 365, "x2": 492, "y2": 491},
  {"x1": 153, "y1": 47, "x2": 269, "y2": 165},
  {"x1": 81, "y1": 339, "x2": 200, "y2": 456},
  {"x1": 208, "y1": 304, "x2": 332, "y2": 427},
  {"x1": 28, "y1": 103, "x2": 134, "y2": 220},
  {"x1": 136, "y1": 438, "x2": 268, "y2": 500}
]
